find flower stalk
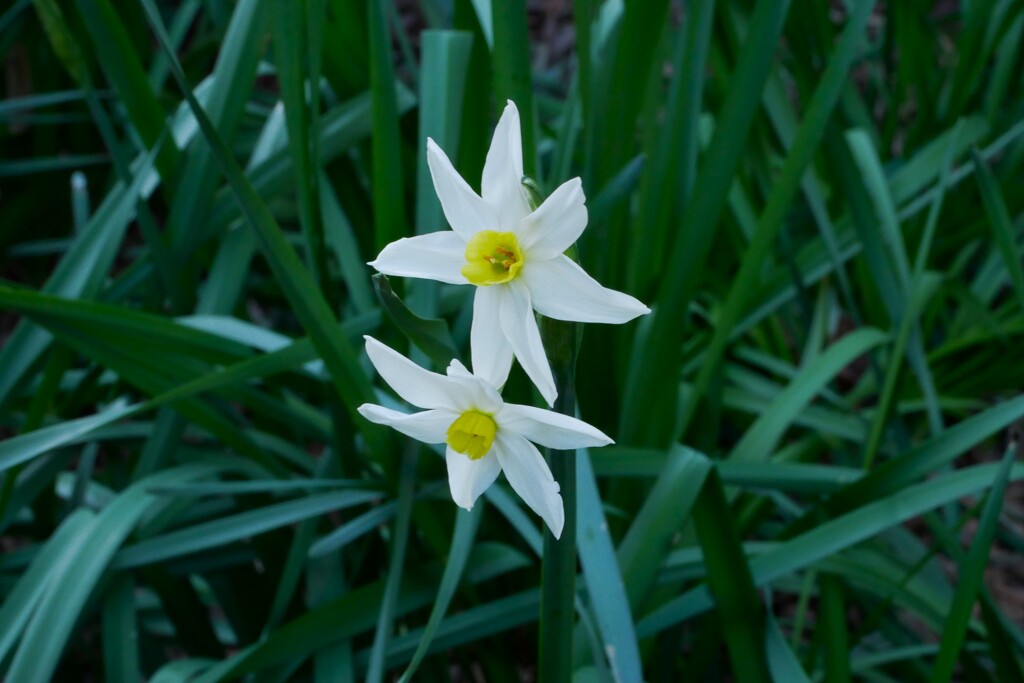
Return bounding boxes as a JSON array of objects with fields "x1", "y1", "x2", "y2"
[{"x1": 538, "y1": 254, "x2": 581, "y2": 682}]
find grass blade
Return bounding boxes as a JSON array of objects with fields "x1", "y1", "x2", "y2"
[
  {"x1": 137, "y1": 0, "x2": 391, "y2": 459},
  {"x1": 930, "y1": 444, "x2": 1018, "y2": 682},
  {"x1": 397, "y1": 505, "x2": 482, "y2": 682},
  {"x1": 971, "y1": 147, "x2": 1024, "y2": 314}
]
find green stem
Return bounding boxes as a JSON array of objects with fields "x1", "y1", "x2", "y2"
[{"x1": 538, "y1": 312, "x2": 580, "y2": 682}]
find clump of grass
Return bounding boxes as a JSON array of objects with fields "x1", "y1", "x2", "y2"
[{"x1": 1, "y1": 1, "x2": 1023, "y2": 681}]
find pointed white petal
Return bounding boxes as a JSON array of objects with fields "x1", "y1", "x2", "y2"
[
  {"x1": 364, "y1": 336, "x2": 464, "y2": 411},
  {"x1": 446, "y1": 358, "x2": 473, "y2": 378},
  {"x1": 357, "y1": 405, "x2": 454, "y2": 444},
  {"x1": 481, "y1": 101, "x2": 531, "y2": 229},
  {"x1": 442, "y1": 356, "x2": 504, "y2": 413},
  {"x1": 427, "y1": 138, "x2": 498, "y2": 240},
  {"x1": 516, "y1": 178, "x2": 587, "y2": 260},
  {"x1": 445, "y1": 446, "x2": 502, "y2": 510},
  {"x1": 494, "y1": 433, "x2": 564, "y2": 539},
  {"x1": 471, "y1": 286, "x2": 514, "y2": 389},
  {"x1": 496, "y1": 403, "x2": 613, "y2": 450},
  {"x1": 368, "y1": 231, "x2": 468, "y2": 285},
  {"x1": 500, "y1": 280, "x2": 556, "y2": 406},
  {"x1": 522, "y1": 255, "x2": 651, "y2": 323}
]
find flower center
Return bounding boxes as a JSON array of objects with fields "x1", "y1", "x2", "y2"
[
  {"x1": 461, "y1": 230, "x2": 524, "y2": 286},
  {"x1": 446, "y1": 410, "x2": 497, "y2": 460}
]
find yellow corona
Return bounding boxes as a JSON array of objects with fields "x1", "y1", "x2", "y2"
[
  {"x1": 461, "y1": 230, "x2": 524, "y2": 286},
  {"x1": 446, "y1": 410, "x2": 498, "y2": 459}
]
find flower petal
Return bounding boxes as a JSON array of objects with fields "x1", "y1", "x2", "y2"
[
  {"x1": 368, "y1": 231, "x2": 468, "y2": 285},
  {"x1": 522, "y1": 255, "x2": 651, "y2": 323},
  {"x1": 471, "y1": 286, "x2": 514, "y2": 389},
  {"x1": 499, "y1": 280, "x2": 557, "y2": 406},
  {"x1": 445, "y1": 446, "x2": 502, "y2": 510},
  {"x1": 427, "y1": 138, "x2": 498, "y2": 240},
  {"x1": 357, "y1": 405, "x2": 453, "y2": 444},
  {"x1": 516, "y1": 177, "x2": 587, "y2": 260},
  {"x1": 496, "y1": 403, "x2": 613, "y2": 450},
  {"x1": 444, "y1": 358, "x2": 504, "y2": 415},
  {"x1": 494, "y1": 432, "x2": 564, "y2": 539},
  {"x1": 481, "y1": 101, "x2": 531, "y2": 229},
  {"x1": 363, "y1": 336, "x2": 463, "y2": 411}
]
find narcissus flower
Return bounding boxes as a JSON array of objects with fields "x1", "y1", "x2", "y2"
[
  {"x1": 357, "y1": 336, "x2": 612, "y2": 538},
  {"x1": 369, "y1": 101, "x2": 649, "y2": 406}
]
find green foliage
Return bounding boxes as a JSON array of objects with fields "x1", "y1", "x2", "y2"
[{"x1": 2, "y1": 0, "x2": 1024, "y2": 680}]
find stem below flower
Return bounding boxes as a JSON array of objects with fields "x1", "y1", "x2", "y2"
[{"x1": 538, "y1": 310, "x2": 580, "y2": 683}]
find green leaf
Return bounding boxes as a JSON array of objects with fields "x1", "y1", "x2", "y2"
[
  {"x1": 111, "y1": 489, "x2": 381, "y2": 568},
  {"x1": 692, "y1": 467, "x2": 770, "y2": 683},
  {"x1": 397, "y1": 505, "x2": 482, "y2": 682},
  {"x1": 368, "y1": 0, "x2": 407, "y2": 252},
  {"x1": 930, "y1": 444, "x2": 1018, "y2": 682},
  {"x1": 491, "y1": 0, "x2": 536, "y2": 177},
  {"x1": 765, "y1": 606, "x2": 811, "y2": 683},
  {"x1": 137, "y1": 0, "x2": 391, "y2": 459},
  {"x1": 372, "y1": 274, "x2": 460, "y2": 367},
  {"x1": 191, "y1": 543, "x2": 529, "y2": 681},
  {"x1": 6, "y1": 464, "x2": 230, "y2": 683},
  {"x1": 728, "y1": 328, "x2": 888, "y2": 462},
  {"x1": 0, "y1": 509, "x2": 95, "y2": 664},
  {"x1": 621, "y1": 0, "x2": 792, "y2": 446},
  {"x1": 102, "y1": 573, "x2": 140, "y2": 683},
  {"x1": 73, "y1": 0, "x2": 181, "y2": 183},
  {"x1": 971, "y1": 147, "x2": 1024, "y2": 315},
  {"x1": 576, "y1": 449, "x2": 643, "y2": 682},
  {"x1": 638, "y1": 461, "x2": 1024, "y2": 636},
  {"x1": 618, "y1": 445, "x2": 711, "y2": 609},
  {"x1": 365, "y1": 448, "x2": 418, "y2": 683}
]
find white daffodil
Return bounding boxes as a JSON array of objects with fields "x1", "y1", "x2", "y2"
[
  {"x1": 356, "y1": 336, "x2": 612, "y2": 538},
  {"x1": 369, "y1": 100, "x2": 649, "y2": 406}
]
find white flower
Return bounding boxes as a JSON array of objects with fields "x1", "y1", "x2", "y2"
[
  {"x1": 368, "y1": 100, "x2": 650, "y2": 406},
  {"x1": 356, "y1": 336, "x2": 613, "y2": 538}
]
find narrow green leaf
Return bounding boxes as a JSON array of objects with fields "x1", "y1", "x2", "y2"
[
  {"x1": 618, "y1": 445, "x2": 711, "y2": 609},
  {"x1": 765, "y1": 606, "x2": 811, "y2": 683},
  {"x1": 692, "y1": 468, "x2": 770, "y2": 683},
  {"x1": 491, "y1": 0, "x2": 536, "y2": 176},
  {"x1": 638, "y1": 461, "x2": 1024, "y2": 636},
  {"x1": 679, "y1": 0, "x2": 877, "y2": 440},
  {"x1": 6, "y1": 464, "x2": 228, "y2": 683},
  {"x1": 621, "y1": 0, "x2": 791, "y2": 446},
  {"x1": 0, "y1": 509, "x2": 95, "y2": 664},
  {"x1": 137, "y1": 0, "x2": 391, "y2": 459},
  {"x1": 576, "y1": 449, "x2": 643, "y2": 682},
  {"x1": 111, "y1": 490, "x2": 380, "y2": 568},
  {"x1": 0, "y1": 142, "x2": 159, "y2": 408},
  {"x1": 272, "y1": 0, "x2": 328, "y2": 288},
  {"x1": 373, "y1": 274, "x2": 460, "y2": 367},
  {"x1": 73, "y1": 0, "x2": 180, "y2": 183},
  {"x1": 368, "y1": 0, "x2": 407, "y2": 251},
  {"x1": 102, "y1": 573, "x2": 140, "y2": 683},
  {"x1": 166, "y1": 0, "x2": 267, "y2": 262},
  {"x1": 398, "y1": 505, "x2": 482, "y2": 682},
  {"x1": 971, "y1": 148, "x2": 1024, "y2": 314},
  {"x1": 193, "y1": 543, "x2": 528, "y2": 682},
  {"x1": 930, "y1": 444, "x2": 1018, "y2": 682},
  {"x1": 365, "y1": 448, "x2": 417, "y2": 683},
  {"x1": 819, "y1": 573, "x2": 851, "y2": 683},
  {"x1": 729, "y1": 328, "x2": 888, "y2": 462}
]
